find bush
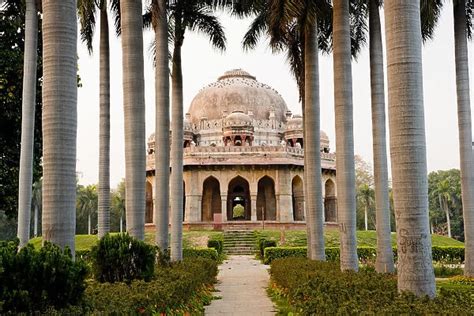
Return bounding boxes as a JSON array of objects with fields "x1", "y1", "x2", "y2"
[
  {"x1": 86, "y1": 258, "x2": 218, "y2": 314},
  {"x1": 90, "y1": 233, "x2": 156, "y2": 283},
  {"x1": 183, "y1": 248, "x2": 219, "y2": 261},
  {"x1": 0, "y1": 240, "x2": 88, "y2": 313},
  {"x1": 258, "y1": 239, "x2": 277, "y2": 258},
  {"x1": 270, "y1": 257, "x2": 472, "y2": 315},
  {"x1": 207, "y1": 239, "x2": 223, "y2": 254},
  {"x1": 431, "y1": 246, "x2": 465, "y2": 263},
  {"x1": 433, "y1": 264, "x2": 463, "y2": 278}
]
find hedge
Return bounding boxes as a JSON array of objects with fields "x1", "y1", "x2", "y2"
[
  {"x1": 269, "y1": 258, "x2": 472, "y2": 314},
  {"x1": 85, "y1": 257, "x2": 218, "y2": 314},
  {"x1": 258, "y1": 239, "x2": 277, "y2": 258},
  {"x1": 0, "y1": 240, "x2": 88, "y2": 313},
  {"x1": 207, "y1": 239, "x2": 223, "y2": 255},
  {"x1": 264, "y1": 246, "x2": 465, "y2": 264},
  {"x1": 183, "y1": 248, "x2": 219, "y2": 261}
]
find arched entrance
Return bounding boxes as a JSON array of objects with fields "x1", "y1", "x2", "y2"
[
  {"x1": 292, "y1": 176, "x2": 304, "y2": 221},
  {"x1": 201, "y1": 176, "x2": 221, "y2": 221},
  {"x1": 145, "y1": 181, "x2": 153, "y2": 223},
  {"x1": 227, "y1": 176, "x2": 251, "y2": 220},
  {"x1": 257, "y1": 176, "x2": 276, "y2": 220},
  {"x1": 325, "y1": 179, "x2": 337, "y2": 222}
]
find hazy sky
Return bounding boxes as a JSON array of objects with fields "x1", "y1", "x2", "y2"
[{"x1": 76, "y1": 4, "x2": 474, "y2": 187}]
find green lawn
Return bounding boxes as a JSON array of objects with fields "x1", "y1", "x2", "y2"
[
  {"x1": 29, "y1": 229, "x2": 461, "y2": 251},
  {"x1": 30, "y1": 230, "x2": 224, "y2": 251},
  {"x1": 255, "y1": 229, "x2": 463, "y2": 247}
]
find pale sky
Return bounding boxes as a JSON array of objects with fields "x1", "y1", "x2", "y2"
[{"x1": 76, "y1": 4, "x2": 474, "y2": 188}]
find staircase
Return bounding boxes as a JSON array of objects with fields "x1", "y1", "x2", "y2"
[{"x1": 223, "y1": 230, "x2": 256, "y2": 255}]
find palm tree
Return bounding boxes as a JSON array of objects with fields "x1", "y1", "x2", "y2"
[
  {"x1": 111, "y1": 180, "x2": 126, "y2": 232},
  {"x1": 333, "y1": 0, "x2": 358, "y2": 271},
  {"x1": 78, "y1": 0, "x2": 120, "y2": 239},
  {"x1": 17, "y1": 0, "x2": 38, "y2": 247},
  {"x1": 166, "y1": 0, "x2": 226, "y2": 261},
  {"x1": 431, "y1": 179, "x2": 454, "y2": 238},
  {"x1": 151, "y1": 0, "x2": 170, "y2": 252},
  {"x1": 77, "y1": 184, "x2": 98, "y2": 234},
  {"x1": 242, "y1": 0, "x2": 332, "y2": 260},
  {"x1": 384, "y1": 0, "x2": 435, "y2": 297},
  {"x1": 453, "y1": 0, "x2": 474, "y2": 277},
  {"x1": 42, "y1": 0, "x2": 78, "y2": 255},
  {"x1": 368, "y1": 0, "x2": 394, "y2": 273},
  {"x1": 120, "y1": 0, "x2": 146, "y2": 240}
]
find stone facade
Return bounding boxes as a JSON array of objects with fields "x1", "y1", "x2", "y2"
[{"x1": 146, "y1": 69, "x2": 337, "y2": 229}]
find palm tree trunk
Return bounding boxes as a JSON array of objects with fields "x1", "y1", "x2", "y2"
[
  {"x1": 364, "y1": 204, "x2": 368, "y2": 231},
  {"x1": 170, "y1": 42, "x2": 184, "y2": 261},
  {"x1": 88, "y1": 213, "x2": 91, "y2": 235},
  {"x1": 98, "y1": 5, "x2": 110, "y2": 239},
  {"x1": 453, "y1": 0, "x2": 474, "y2": 277},
  {"x1": 42, "y1": 0, "x2": 78, "y2": 256},
  {"x1": 120, "y1": 214, "x2": 123, "y2": 233},
  {"x1": 17, "y1": 0, "x2": 38, "y2": 247},
  {"x1": 369, "y1": 0, "x2": 394, "y2": 273},
  {"x1": 153, "y1": 0, "x2": 170, "y2": 251},
  {"x1": 304, "y1": 24, "x2": 325, "y2": 261},
  {"x1": 120, "y1": 0, "x2": 146, "y2": 240},
  {"x1": 384, "y1": 0, "x2": 435, "y2": 297},
  {"x1": 33, "y1": 204, "x2": 38, "y2": 237},
  {"x1": 333, "y1": 0, "x2": 358, "y2": 271},
  {"x1": 444, "y1": 201, "x2": 451, "y2": 238}
]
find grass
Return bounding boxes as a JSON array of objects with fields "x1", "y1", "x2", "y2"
[
  {"x1": 30, "y1": 230, "x2": 224, "y2": 251},
  {"x1": 256, "y1": 229, "x2": 464, "y2": 247}
]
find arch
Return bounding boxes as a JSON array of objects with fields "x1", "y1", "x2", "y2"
[
  {"x1": 227, "y1": 176, "x2": 251, "y2": 220},
  {"x1": 201, "y1": 176, "x2": 221, "y2": 222},
  {"x1": 324, "y1": 179, "x2": 337, "y2": 222},
  {"x1": 257, "y1": 176, "x2": 276, "y2": 220},
  {"x1": 292, "y1": 176, "x2": 305, "y2": 221},
  {"x1": 145, "y1": 181, "x2": 153, "y2": 223}
]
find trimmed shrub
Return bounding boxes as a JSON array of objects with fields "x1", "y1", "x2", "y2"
[
  {"x1": 207, "y1": 239, "x2": 223, "y2": 254},
  {"x1": 0, "y1": 240, "x2": 88, "y2": 313},
  {"x1": 90, "y1": 233, "x2": 156, "y2": 283},
  {"x1": 270, "y1": 257, "x2": 472, "y2": 315},
  {"x1": 86, "y1": 258, "x2": 218, "y2": 314},
  {"x1": 259, "y1": 239, "x2": 277, "y2": 258},
  {"x1": 183, "y1": 248, "x2": 219, "y2": 261},
  {"x1": 264, "y1": 246, "x2": 465, "y2": 264}
]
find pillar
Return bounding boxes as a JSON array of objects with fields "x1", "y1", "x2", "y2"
[
  {"x1": 221, "y1": 194, "x2": 227, "y2": 222},
  {"x1": 251, "y1": 194, "x2": 257, "y2": 221}
]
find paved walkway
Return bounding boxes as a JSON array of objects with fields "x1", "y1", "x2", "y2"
[{"x1": 205, "y1": 255, "x2": 276, "y2": 315}]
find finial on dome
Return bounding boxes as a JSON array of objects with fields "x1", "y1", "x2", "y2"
[{"x1": 218, "y1": 69, "x2": 256, "y2": 81}]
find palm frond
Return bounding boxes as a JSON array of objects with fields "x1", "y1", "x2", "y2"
[
  {"x1": 109, "y1": 0, "x2": 121, "y2": 36},
  {"x1": 78, "y1": 0, "x2": 97, "y2": 54},
  {"x1": 185, "y1": 6, "x2": 227, "y2": 51},
  {"x1": 242, "y1": 10, "x2": 268, "y2": 50},
  {"x1": 349, "y1": 0, "x2": 368, "y2": 59},
  {"x1": 420, "y1": 0, "x2": 443, "y2": 42}
]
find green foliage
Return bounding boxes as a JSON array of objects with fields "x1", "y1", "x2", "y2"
[
  {"x1": 264, "y1": 246, "x2": 466, "y2": 264},
  {"x1": 76, "y1": 184, "x2": 98, "y2": 234},
  {"x1": 0, "y1": 1, "x2": 43, "y2": 218},
  {"x1": 270, "y1": 258, "x2": 472, "y2": 315},
  {"x1": 183, "y1": 248, "x2": 219, "y2": 261},
  {"x1": 258, "y1": 238, "x2": 277, "y2": 258},
  {"x1": 85, "y1": 258, "x2": 217, "y2": 314},
  {"x1": 433, "y1": 264, "x2": 463, "y2": 278},
  {"x1": 0, "y1": 240, "x2": 88, "y2": 313},
  {"x1": 207, "y1": 238, "x2": 223, "y2": 254},
  {"x1": 90, "y1": 233, "x2": 156, "y2": 283}
]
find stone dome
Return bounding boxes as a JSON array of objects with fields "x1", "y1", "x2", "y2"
[
  {"x1": 286, "y1": 114, "x2": 303, "y2": 130},
  {"x1": 187, "y1": 69, "x2": 288, "y2": 124},
  {"x1": 225, "y1": 110, "x2": 252, "y2": 126}
]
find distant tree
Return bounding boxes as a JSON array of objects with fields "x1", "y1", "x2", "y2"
[
  {"x1": 428, "y1": 169, "x2": 463, "y2": 240},
  {"x1": 0, "y1": 0, "x2": 43, "y2": 219},
  {"x1": 76, "y1": 184, "x2": 98, "y2": 235},
  {"x1": 357, "y1": 184, "x2": 374, "y2": 231},
  {"x1": 111, "y1": 180, "x2": 126, "y2": 233}
]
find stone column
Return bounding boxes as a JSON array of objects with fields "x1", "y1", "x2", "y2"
[
  {"x1": 278, "y1": 169, "x2": 293, "y2": 222},
  {"x1": 221, "y1": 194, "x2": 227, "y2": 222},
  {"x1": 251, "y1": 194, "x2": 258, "y2": 221},
  {"x1": 185, "y1": 194, "x2": 201, "y2": 223}
]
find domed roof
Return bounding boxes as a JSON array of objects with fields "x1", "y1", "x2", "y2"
[
  {"x1": 321, "y1": 130, "x2": 329, "y2": 142},
  {"x1": 225, "y1": 110, "x2": 252, "y2": 126},
  {"x1": 286, "y1": 114, "x2": 303, "y2": 130},
  {"x1": 187, "y1": 69, "x2": 288, "y2": 124}
]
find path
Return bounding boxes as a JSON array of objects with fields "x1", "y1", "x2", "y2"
[{"x1": 205, "y1": 255, "x2": 276, "y2": 315}]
